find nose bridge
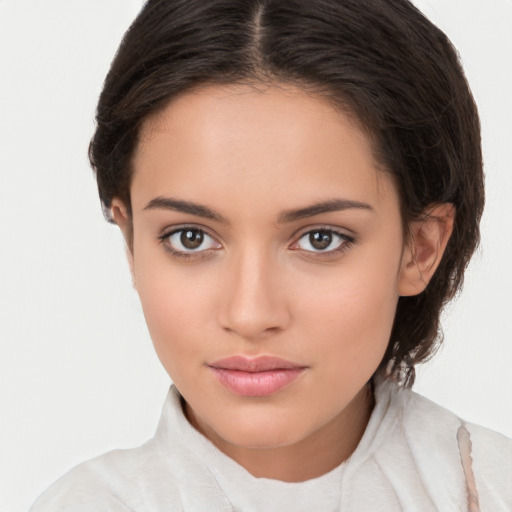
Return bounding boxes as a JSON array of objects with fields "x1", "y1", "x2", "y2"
[{"x1": 219, "y1": 243, "x2": 288, "y2": 339}]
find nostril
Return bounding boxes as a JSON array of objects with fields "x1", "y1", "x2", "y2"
[{"x1": 219, "y1": 304, "x2": 289, "y2": 341}]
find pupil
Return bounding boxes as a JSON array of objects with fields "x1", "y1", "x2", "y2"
[
  {"x1": 181, "y1": 230, "x2": 204, "y2": 249},
  {"x1": 310, "y1": 231, "x2": 332, "y2": 250}
]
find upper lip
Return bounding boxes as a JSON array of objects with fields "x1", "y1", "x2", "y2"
[{"x1": 208, "y1": 355, "x2": 306, "y2": 372}]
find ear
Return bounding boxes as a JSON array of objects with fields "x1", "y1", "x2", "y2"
[
  {"x1": 398, "y1": 203, "x2": 455, "y2": 297},
  {"x1": 111, "y1": 198, "x2": 136, "y2": 287}
]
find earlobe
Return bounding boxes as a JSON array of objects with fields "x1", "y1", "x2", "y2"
[{"x1": 398, "y1": 203, "x2": 455, "y2": 297}]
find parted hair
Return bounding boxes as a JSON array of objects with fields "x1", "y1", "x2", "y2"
[{"x1": 89, "y1": 0, "x2": 484, "y2": 387}]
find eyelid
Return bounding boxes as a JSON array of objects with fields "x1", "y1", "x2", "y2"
[
  {"x1": 289, "y1": 222, "x2": 356, "y2": 238},
  {"x1": 159, "y1": 222, "x2": 220, "y2": 239},
  {"x1": 157, "y1": 223, "x2": 354, "y2": 259},
  {"x1": 158, "y1": 224, "x2": 222, "y2": 258},
  {"x1": 289, "y1": 224, "x2": 355, "y2": 243},
  {"x1": 289, "y1": 225, "x2": 355, "y2": 254}
]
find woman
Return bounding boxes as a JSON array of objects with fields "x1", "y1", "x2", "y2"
[{"x1": 28, "y1": 0, "x2": 511, "y2": 510}]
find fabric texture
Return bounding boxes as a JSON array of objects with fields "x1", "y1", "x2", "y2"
[{"x1": 29, "y1": 380, "x2": 512, "y2": 512}]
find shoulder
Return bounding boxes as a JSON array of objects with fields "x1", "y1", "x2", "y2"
[
  {"x1": 402, "y1": 385, "x2": 512, "y2": 461},
  {"x1": 464, "y1": 420, "x2": 512, "y2": 508},
  {"x1": 28, "y1": 386, "x2": 230, "y2": 512},
  {"x1": 389, "y1": 382, "x2": 512, "y2": 509},
  {"x1": 29, "y1": 444, "x2": 157, "y2": 512},
  {"x1": 29, "y1": 434, "x2": 231, "y2": 512}
]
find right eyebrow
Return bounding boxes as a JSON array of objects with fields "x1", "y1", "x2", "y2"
[{"x1": 143, "y1": 196, "x2": 228, "y2": 223}]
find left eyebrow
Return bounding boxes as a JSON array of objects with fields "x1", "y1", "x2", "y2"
[{"x1": 278, "y1": 199, "x2": 373, "y2": 223}]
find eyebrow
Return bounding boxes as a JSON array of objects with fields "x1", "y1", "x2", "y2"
[
  {"x1": 278, "y1": 198, "x2": 373, "y2": 223},
  {"x1": 144, "y1": 197, "x2": 228, "y2": 223},
  {"x1": 143, "y1": 196, "x2": 373, "y2": 224}
]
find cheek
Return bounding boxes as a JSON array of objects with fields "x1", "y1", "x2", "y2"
[
  {"x1": 295, "y1": 248, "x2": 401, "y2": 372},
  {"x1": 132, "y1": 250, "x2": 215, "y2": 374}
]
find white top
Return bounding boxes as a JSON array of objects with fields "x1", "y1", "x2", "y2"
[{"x1": 29, "y1": 380, "x2": 512, "y2": 511}]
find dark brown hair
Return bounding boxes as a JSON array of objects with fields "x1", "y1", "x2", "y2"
[{"x1": 89, "y1": 0, "x2": 484, "y2": 386}]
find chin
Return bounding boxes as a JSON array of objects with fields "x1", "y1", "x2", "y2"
[{"x1": 212, "y1": 412, "x2": 309, "y2": 450}]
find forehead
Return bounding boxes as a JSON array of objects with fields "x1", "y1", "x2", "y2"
[{"x1": 131, "y1": 83, "x2": 398, "y2": 216}]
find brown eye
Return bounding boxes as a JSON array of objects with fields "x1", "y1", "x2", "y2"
[
  {"x1": 309, "y1": 231, "x2": 332, "y2": 250},
  {"x1": 181, "y1": 229, "x2": 204, "y2": 249},
  {"x1": 164, "y1": 228, "x2": 221, "y2": 253},
  {"x1": 293, "y1": 229, "x2": 352, "y2": 253}
]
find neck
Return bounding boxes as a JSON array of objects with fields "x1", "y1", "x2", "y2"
[{"x1": 186, "y1": 382, "x2": 374, "y2": 482}]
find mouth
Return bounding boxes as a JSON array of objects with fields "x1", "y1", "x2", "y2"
[{"x1": 208, "y1": 356, "x2": 308, "y2": 396}]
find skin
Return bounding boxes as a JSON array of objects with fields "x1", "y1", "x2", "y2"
[{"x1": 113, "y1": 83, "x2": 453, "y2": 482}]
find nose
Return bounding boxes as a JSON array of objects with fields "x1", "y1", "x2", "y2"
[{"x1": 218, "y1": 248, "x2": 291, "y2": 342}]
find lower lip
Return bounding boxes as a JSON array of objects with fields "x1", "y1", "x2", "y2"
[{"x1": 209, "y1": 368, "x2": 305, "y2": 396}]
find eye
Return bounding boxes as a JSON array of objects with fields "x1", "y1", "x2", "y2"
[
  {"x1": 292, "y1": 229, "x2": 353, "y2": 253},
  {"x1": 161, "y1": 227, "x2": 221, "y2": 254}
]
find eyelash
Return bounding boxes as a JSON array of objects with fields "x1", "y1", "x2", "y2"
[
  {"x1": 158, "y1": 226, "x2": 220, "y2": 260},
  {"x1": 158, "y1": 225, "x2": 355, "y2": 260},
  {"x1": 290, "y1": 227, "x2": 355, "y2": 257}
]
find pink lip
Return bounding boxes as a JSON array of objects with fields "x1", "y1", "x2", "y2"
[{"x1": 208, "y1": 356, "x2": 307, "y2": 396}]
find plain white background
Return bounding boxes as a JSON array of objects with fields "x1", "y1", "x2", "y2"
[{"x1": 0, "y1": 1, "x2": 511, "y2": 511}]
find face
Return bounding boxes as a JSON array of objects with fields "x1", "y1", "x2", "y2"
[{"x1": 119, "y1": 83, "x2": 412, "y2": 461}]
